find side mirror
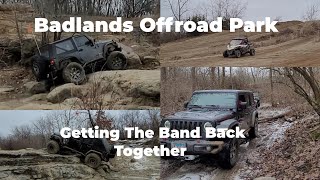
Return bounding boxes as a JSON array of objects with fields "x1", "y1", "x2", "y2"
[{"x1": 184, "y1": 101, "x2": 189, "y2": 108}]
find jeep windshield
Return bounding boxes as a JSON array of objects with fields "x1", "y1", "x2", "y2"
[
  {"x1": 188, "y1": 92, "x2": 237, "y2": 109},
  {"x1": 230, "y1": 39, "x2": 243, "y2": 46}
]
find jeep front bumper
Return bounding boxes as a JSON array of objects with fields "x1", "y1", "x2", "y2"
[{"x1": 160, "y1": 140, "x2": 224, "y2": 155}]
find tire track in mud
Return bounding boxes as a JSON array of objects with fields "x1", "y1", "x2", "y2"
[{"x1": 160, "y1": 106, "x2": 293, "y2": 180}]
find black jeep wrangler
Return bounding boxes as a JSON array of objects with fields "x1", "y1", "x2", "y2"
[
  {"x1": 223, "y1": 37, "x2": 255, "y2": 58},
  {"x1": 47, "y1": 134, "x2": 116, "y2": 168},
  {"x1": 31, "y1": 34, "x2": 127, "y2": 85},
  {"x1": 160, "y1": 90, "x2": 259, "y2": 169}
]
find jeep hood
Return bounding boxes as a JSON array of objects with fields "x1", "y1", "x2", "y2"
[{"x1": 166, "y1": 110, "x2": 235, "y2": 122}]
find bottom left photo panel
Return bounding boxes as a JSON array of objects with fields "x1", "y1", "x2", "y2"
[{"x1": 0, "y1": 110, "x2": 161, "y2": 179}]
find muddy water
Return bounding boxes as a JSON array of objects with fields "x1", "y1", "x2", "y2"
[
  {"x1": 108, "y1": 140, "x2": 161, "y2": 180},
  {"x1": 160, "y1": 108, "x2": 293, "y2": 180}
]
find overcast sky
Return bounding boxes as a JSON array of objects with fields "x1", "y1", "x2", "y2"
[
  {"x1": 161, "y1": 0, "x2": 320, "y2": 21},
  {"x1": 0, "y1": 110, "x2": 155, "y2": 137}
]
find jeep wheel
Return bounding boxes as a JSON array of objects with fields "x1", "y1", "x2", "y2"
[
  {"x1": 62, "y1": 62, "x2": 86, "y2": 85},
  {"x1": 223, "y1": 51, "x2": 229, "y2": 58},
  {"x1": 235, "y1": 50, "x2": 241, "y2": 58},
  {"x1": 47, "y1": 140, "x2": 60, "y2": 154},
  {"x1": 107, "y1": 51, "x2": 127, "y2": 70},
  {"x1": 249, "y1": 118, "x2": 258, "y2": 138},
  {"x1": 250, "y1": 49, "x2": 256, "y2": 56},
  {"x1": 218, "y1": 137, "x2": 239, "y2": 169},
  {"x1": 32, "y1": 56, "x2": 49, "y2": 81},
  {"x1": 85, "y1": 153, "x2": 102, "y2": 169}
]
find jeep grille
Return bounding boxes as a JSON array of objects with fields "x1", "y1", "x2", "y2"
[{"x1": 170, "y1": 120, "x2": 203, "y2": 131}]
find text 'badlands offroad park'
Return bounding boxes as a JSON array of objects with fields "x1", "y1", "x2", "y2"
[{"x1": 1, "y1": 0, "x2": 320, "y2": 180}]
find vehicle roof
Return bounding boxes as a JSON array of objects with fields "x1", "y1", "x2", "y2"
[
  {"x1": 193, "y1": 90, "x2": 253, "y2": 94},
  {"x1": 45, "y1": 34, "x2": 85, "y2": 45}
]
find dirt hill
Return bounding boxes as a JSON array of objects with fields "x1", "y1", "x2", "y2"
[{"x1": 161, "y1": 21, "x2": 320, "y2": 67}]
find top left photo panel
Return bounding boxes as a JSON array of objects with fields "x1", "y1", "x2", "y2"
[{"x1": 0, "y1": 0, "x2": 160, "y2": 110}]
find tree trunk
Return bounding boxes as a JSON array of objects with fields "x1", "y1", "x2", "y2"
[
  {"x1": 191, "y1": 67, "x2": 196, "y2": 91},
  {"x1": 269, "y1": 68, "x2": 274, "y2": 106}
]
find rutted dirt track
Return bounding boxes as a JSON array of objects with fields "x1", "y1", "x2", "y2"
[
  {"x1": 161, "y1": 21, "x2": 320, "y2": 67},
  {"x1": 160, "y1": 105, "x2": 293, "y2": 180}
]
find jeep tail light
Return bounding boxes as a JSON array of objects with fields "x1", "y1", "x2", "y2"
[{"x1": 50, "y1": 58, "x2": 55, "y2": 65}]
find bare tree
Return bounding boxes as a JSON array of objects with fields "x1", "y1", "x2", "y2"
[
  {"x1": 304, "y1": 3, "x2": 320, "y2": 21},
  {"x1": 167, "y1": 0, "x2": 190, "y2": 21},
  {"x1": 208, "y1": 0, "x2": 247, "y2": 20},
  {"x1": 284, "y1": 67, "x2": 320, "y2": 116}
]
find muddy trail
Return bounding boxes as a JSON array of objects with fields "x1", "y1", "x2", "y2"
[
  {"x1": 160, "y1": 104, "x2": 293, "y2": 180},
  {"x1": 160, "y1": 21, "x2": 320, "y2": 67},
  {"x1": 0, "y1": 139, "x2": 160, "y2": 180}
]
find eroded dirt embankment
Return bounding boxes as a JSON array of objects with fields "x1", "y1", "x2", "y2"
[{"x1": 160, "y1": 105, "x2": 313, "y2": 180}]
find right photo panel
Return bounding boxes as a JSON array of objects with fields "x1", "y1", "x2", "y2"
[
  {"x1": 160, "y1": 67, "x2": 319, "y2": 179},
  {"x1": 160, "y1": 0, "x2": 320, "y2": 179}
]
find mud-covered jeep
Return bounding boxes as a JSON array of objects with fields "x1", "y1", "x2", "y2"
[
  {"x1": 160, "y1": 90, "x2": 258, "y2": 169},
  {"x1": 47, "y1": 134, "x2": 116, "y2": 168},
  {"x1": 31, "y1": 34, "x2": 127, "y2": 85},
  {"x1": 223, "y1": 37, "x2": 255, "y2": 58}
]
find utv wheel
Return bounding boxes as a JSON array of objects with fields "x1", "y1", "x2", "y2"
[
  {"x1": 62, "y1": 62, "x2": 86, "y2": 85},
  {"x1": 235, "y1": 50, "x2": 241, "y2": 58},
  {"x1": 218, "y1": 137, "x2": 239, "y2": 169},
  {"x1": 223, "y1": 51, "x2": 229, "y2": 58},
  {"x1": 106, "y1": 51, "x2": 127, "y2": 70},
  {"x1": 249, "y1": 118, "x2": 258, "y2": 138},
  {"x1": 85, "y1": 153, "x2": 102, "y2": 169},
  {"x1": 31, "y1": 56, "x2": 49, "y2": 81},
  {"x1": 47, "y1": 140, "x2": 60, "y2": 154},
  {"x1": 250, "y1": 49, "x2": 256, "y2": 56}
]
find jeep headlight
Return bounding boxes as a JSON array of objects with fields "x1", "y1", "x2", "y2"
[
  {"x1": 164, "y1": 120, "x2": 171, "y2": 129},
  {"x1": 204, "y1": 122, "x2": 213, "y2": 130}
]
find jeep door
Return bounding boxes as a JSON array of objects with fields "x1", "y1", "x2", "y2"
[
  {"x1": 53, "y1": 39, "x2": 78, "y2": 65},
  {"x1": 73, "y1": 36, "x2": 102, "y2": 64},
  {"x1": 237, "y1": 93, "x2": 250, "y2": 130}
]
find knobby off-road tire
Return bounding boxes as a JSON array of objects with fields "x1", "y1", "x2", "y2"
[
  {"x1": 249, "y1": 118, "x2": 258, "y2": 138},
  {"x1": 235, "y1": 50, "x2": 241, "y2": 58},
  {"x1": 250, "y1": 49, "x2": 256, "y2": 56},
  {"x1": 32, "y1": 56, "x2": 49, "y2": 81},
  {"x1": 62, "y1": 62, "x2": 86, "y2": 85},
  {"x1": 85, "y1": 153, "x2": 102, "y2": 169},
  {"x1": 218, "y1": 137, "x2": 239, "y2": 169},
  {"x1": 47, "y1": 140, "x2": 60, "y2": 154},
  {"x1": 106, "y1": 51, "x2": 127, "y2": 70},
  {"x1": 223, "y1": 51, "x2": 229, "y2": 58}
]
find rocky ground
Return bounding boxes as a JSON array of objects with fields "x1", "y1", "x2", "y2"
[
  {"x1": 160, "y1": 104, "x2": 320, "y2": 180},
  {"x1": 0, "y1": 4, "x2": 160, "y2": 110},
  {"x1": 0, "y1": 139, "x2": 160, "y2": 180},
  {"x1": 0, "y1": 68, "x2": 160, "y2": 110}
]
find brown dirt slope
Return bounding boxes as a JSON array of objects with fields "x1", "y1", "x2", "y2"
[{"x1": 161, "y1": 21, "x2": 320, "y2": 67}]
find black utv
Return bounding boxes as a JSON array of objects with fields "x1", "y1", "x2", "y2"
[
  {"x1": 223, "y1": 37, "x2": 255, "y2": 58},
  {"x1": 47, "y1": 134, "x2": 116, "y2": 168},
  {"x1": 31, "y1": 34, "x2": 127, "y2": 85}
]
